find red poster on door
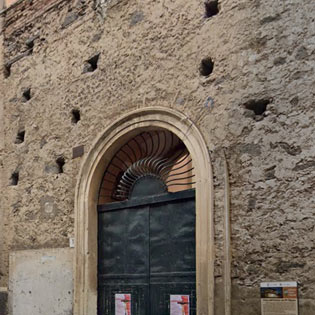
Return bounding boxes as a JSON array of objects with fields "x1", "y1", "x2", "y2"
[
  {"x1": 170, "y1": 295, "x2": 190, "y2": 315},
  {"x1": 115, "y1": 294, "x2": 131, "y2": 315}
]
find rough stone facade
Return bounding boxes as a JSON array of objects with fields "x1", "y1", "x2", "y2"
[{"x1": 0, "y1": 0, "x2": 314, "y2": 314}]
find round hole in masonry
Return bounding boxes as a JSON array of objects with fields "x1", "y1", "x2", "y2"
[
  {"x1": 4, "y1": 63, "x2": 11, "y2": 78},
  {"x1": 204, "y1": 0, "x2": 219, "y2": 18},
  {"x1": 56, "y1": 157, "x2": 65, "y2": 174},
  {"x1": 83, "y1": 53, "x2": 100, "y2": 73},
  {"x1": 26, "y1": 38, "x2": 35, "y2": 50},
  {"x1": 15, "y1": 130, "x2": 25, "y2": 144},
  {"x1": 244, "y1": 99, "x2": 271, "y2": 116},
  {"x1": 10, "y1": 172, "x2": 19, "y2": 186},
  {"x1": 71, "y1": 109, "x2": 81, "y2": 124},
  {"x1": 200, "y1": 57, "x2": 214, "y2": 76},
  {"x1": 22, "y1": 88, "x2": 31, "y2": 102}
]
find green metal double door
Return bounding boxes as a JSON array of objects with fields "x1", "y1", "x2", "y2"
[{"x1": 97, "y1": 189, "x2": 196, "y2": 315}]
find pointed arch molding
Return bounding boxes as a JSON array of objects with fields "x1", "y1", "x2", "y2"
[{"x1": 74, "y1": 107, "x2": 214, "y2": 315}]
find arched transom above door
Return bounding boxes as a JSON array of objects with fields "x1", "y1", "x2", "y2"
[{"x1": 98, "y1": 129, "x2": 195, "y2": 204}]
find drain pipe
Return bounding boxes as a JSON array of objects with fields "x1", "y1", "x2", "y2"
[{"x1": 223, "y1": 150, "x2": 232, "y2": 315}]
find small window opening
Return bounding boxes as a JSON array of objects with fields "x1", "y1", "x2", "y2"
[
  {"x1": 56, "y1": 157, "x2": 65, "y2": 174},
  {"x1": 83, "y1": 53, "x2": 100, "y2": 73},
  {"x1": 71, "y1": 109, "x2": 81, "y2": 124},
  {"x1": 244, "y1": 99, "x2": 270, "y2": 115},
  {"x1": 205, "y1": 0, "x2": 219, "y2": 18},
  {"x1": 200, "y1": 57, "x2": 214, "y2": 76},
  {"x1": 10, "y1": 172, "x2": 19, "y2": 186},
  {"x1": 15, "y1": 130, "x2": 25, "y2": 144},
  {"x1": 22, "y1": 88, "x2": 31, "y2": 102}
]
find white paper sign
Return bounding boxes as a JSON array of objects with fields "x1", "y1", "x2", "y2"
[
  {"x1": 115, "y1": 294, "x2": 131, "y2": 315},
  {"x1": 170, "y1": 295, "x2": 190, "y2": 315}
]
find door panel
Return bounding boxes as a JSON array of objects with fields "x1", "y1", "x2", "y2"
[
  {"x1": 150, "y1": 199, "x2": 196, "y2": 273},
  {"x1": 98, "y1": 206, "x2": 150, "y2": 315},
  {"x1": 98, "y1": 206, "x2": 149, "y2": 275},
  {"x1": 150, "y1": 198, "x2": 196, "y2": 315},
  {"x1": 98, "y1": 190, "x2": 195, "y2": 315}
]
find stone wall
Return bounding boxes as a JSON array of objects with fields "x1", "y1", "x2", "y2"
[{"x1": 0, "y1": 0, "x2": 314, "y2": 314}]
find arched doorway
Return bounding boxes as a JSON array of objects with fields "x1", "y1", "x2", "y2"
[
  {"x1": 74, "y1": 107, "x2": 214, "y2": 315},
  {"x1": 97, "y1": 130, "x2": 196, "y2": 314}
]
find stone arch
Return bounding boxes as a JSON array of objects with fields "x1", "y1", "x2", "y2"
[{"x1": 74, "y1": 107, "x2": 214, "y2": 315}]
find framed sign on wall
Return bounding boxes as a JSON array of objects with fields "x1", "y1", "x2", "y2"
[{"x1": 260, "y1": 282, "x2": 298, "y2": 315}]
